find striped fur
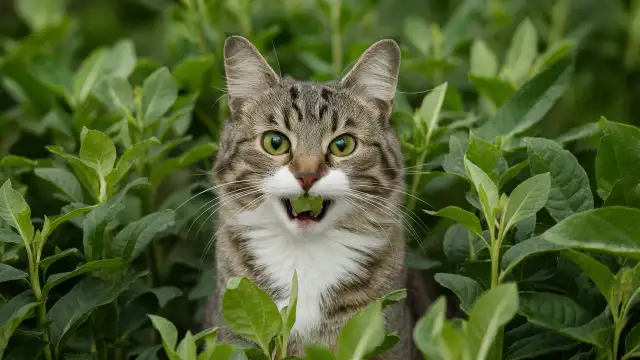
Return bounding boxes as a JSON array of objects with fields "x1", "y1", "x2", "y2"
[{"x1": 206, "y1": 36, "x2": 419, "y2": 359}]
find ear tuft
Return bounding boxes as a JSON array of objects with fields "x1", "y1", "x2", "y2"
[
  {"x1": 341, "y1": 39, "x2": 400, "y2": 102},
  {"x1": 224, "y1": 35, "x2": 279, "y2": 111}
]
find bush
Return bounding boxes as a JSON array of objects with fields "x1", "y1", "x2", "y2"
[{"x1": 1, "y1": 0, "x2": 639, "y2": 359}]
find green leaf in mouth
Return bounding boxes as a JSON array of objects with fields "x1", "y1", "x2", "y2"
[{"x1": 290, "y1": 194, "x2": 324, "y2": 216}]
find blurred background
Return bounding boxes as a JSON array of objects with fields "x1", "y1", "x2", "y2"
[{"x1": 0, "y1": 0, "x2": 639, "y2": 349}]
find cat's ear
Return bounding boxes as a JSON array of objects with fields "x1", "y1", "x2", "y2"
[
  {"x1": 340, "y1": 39, "x2": 400, "y2": 104},
  {"x1": 224, "y1": 35, "x2": 279, "y2": 111}
]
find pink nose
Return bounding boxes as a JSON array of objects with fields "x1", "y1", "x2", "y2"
[{"x1": 296, "y1": 173, "x2": 319, "y2": 191}]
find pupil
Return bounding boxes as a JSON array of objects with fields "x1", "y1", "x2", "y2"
[
  {"x1": 336, "y1": 139, "x2": 346, "y2": 151},
  {"x1": 270, "y1": 136, "x2": 282, "y2": 150}
]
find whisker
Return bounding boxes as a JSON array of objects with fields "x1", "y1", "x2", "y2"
[{"x1": 175, "y1": 179, "x2": 257, "y2": 211}]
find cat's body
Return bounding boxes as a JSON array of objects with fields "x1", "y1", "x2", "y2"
[{"x1": 205, "y1": 36, "x2": 425, "y2": 359}]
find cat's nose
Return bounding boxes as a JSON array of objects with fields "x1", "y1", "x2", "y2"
[
  {"x1": 296, "y1": 173, "x2": 320, "y2": 191},
  {"x1": 290, "y1": 155, "x2": 326, "y2": 191}
]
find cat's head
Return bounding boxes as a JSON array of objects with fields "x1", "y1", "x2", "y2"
[{"x1": 213, "y1": 35, "x2": 404, "y2": 237}]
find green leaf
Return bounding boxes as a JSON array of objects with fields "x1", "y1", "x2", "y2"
[
  {"x1": 443, "y1": 224, "x2": 486, "y2": 263},
  {"x1": 0, "y1": 263, "x2": 28, "y2": 284},
  {"x1": 364, "y1": 332, "x2": 400, "y2": 358},
  {"x1": 525, "y1": 137, "x2": 594, "y2": 222},
  {"x1": 418, "y1": 82, "x2": 448, "y2": 139},
  {"x1": 150, "y1": 143, "x2": 217, "y2": 185},
  {"x1": 42, "y1": 205, "x2": 97, "y2": 241},
  {"x1": 476, "y1": 55, "x2": 574, "y2": 140},
  {"x1": 46, "y1": 146, "x2": 100, "y2": 199},
  {"x1": 106, "y1": 137, "x2": 159, "y2": 191},
  {"x1": 464, "y1": 157, "x2": 499, "y2": 223},
  {"x1": 39, "y1": 248, "x2": 81, "y2": 275},
  {"x1": 43, "y1": 258, "x2": 124, "y2": 295},
  {"x1": 222, "y1": 277, "x2": 282, "y2": 354},
  {"x1": 104, "y1": 39, "x2": 137, "y2": 78},
  {"x1": 466, "y1": 132, "x2": 507, "y2": 182},
  {"x1": 150, "y1": 286, "x2": 183, "y2": 308},
  {"x1": 79, "y1": 127, "x2": 117, "y2": 175},
  {"x1": 555, "y1": 121, "x2": 602, "y2": 145},
  {"x1": 15, "y1": 0, "x2": 66, "y2": 31},
  {"x1": 434, "y1": 273, "x2": 482, "y2": 314},
  {"x1": 500, "y1": 18, "x2": 538, "y2": 84},
  {"x1": 442, "y1": 0, "x2": 483, "y2": 55},
  {"x1": 148, "y1": 314, "x2": 180, "y2": 358},
  {"x1": 176, "y1": 331, "x2": 197, "y2": 360},
  {"x1": 626, "y1": 323, "x2": 640, "y2": 357},
  {"x1": 466, "y1": 283, "x2": 519, "y2": 360},
  {"x1": 542, "y1": 207, "x2": 640, "y2": 259},
  {"x1": 562, "y1": 250, "x2": 615, "y2": 308},
  {"x1": 82, "y1": 200, "x2": 125, "y2": 260},
  {"x1": 505, "y1": 325, "x2": 578, "y2": 360},
  {"x1": 403, "y1": 17, "x2": 431, "y2": 55},
  {"x1": 503, "y1": 173, "x2": 551, "y2": 232},
  {"x1": 93, "y1": 77, "x2": 134, "y2": 115},
  {"x1": 281, "y1": 271, "x2": 299, "y2": 352},
  {"x1": 0, "y1": 291, "x2": 39, "y2": 359},
  {"x1": 142, "y1": 67, "x2": 178, "y2": 122},
  {"x1": 73, "y1": 48, "x2": 108, "y2": 105},
  {"x1": 470, "y1": 39, "x2": 498, "y2": 77},
  {"x1": 172, "y1": 55, "x2": 214, "y2": 91},
  {"x1": 336, "y1": 300, "x2": 385, "y2": 360},
  {"x1": 595, "y1": 119, "x2": 640, "y2": 200},
  {"x1": 413, "y1": 297, "x2": 455, "y2": 360},
  {"x1": 468, "y1": 75, "x2": 517, "y2": 108},
  {"x1": 112, "y1": 209, "x2": 175, "y2": 261},
  {"x1": 0, "y1": 180, "x2": 34, "y2": 244},
  {"x1": 424, "y1": 206, "x2": 483, "y2": 239},
  {"x1": 500, "y1": 237, "x2": 565, "y2": 280},
  {"x1": 34, "y1": 168, "x2": 84, "y2": 203},
  {"x1": 442, "y1": 134, "x2": 467, "y2": 178},
  {"x1": 0, "y1": 155, "x2": 37, "y2": 169},
  {"x1": 499, "y1": 160, "x2": 529, "y2": 189},
  {"x1": 304, "y1": 344, "x2": 336, "y2": 360},
  {"x1": 530, "y1": 40, "x2": 576, "y2": 77},
  {"x1": 48, "y1": 275, "x2": 140, "y2": 355},
  {"x1": 518, "y1": 293, "x2": 612, "y2": 347},
  {"x1": 0, "y1": 228, "x2": 23, "y2": 244}
]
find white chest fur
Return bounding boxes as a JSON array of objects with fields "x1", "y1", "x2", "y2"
[{"x1": 242, "y1": 226, "x2": 385, "y2": 338}]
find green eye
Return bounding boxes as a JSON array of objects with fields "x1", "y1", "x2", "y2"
[
  {"x1": 329, "y1": 134, "x2": 356, "y2": 157},
  {"x1": 262, "y1": 131, "x2": 291, "y2": 155}
]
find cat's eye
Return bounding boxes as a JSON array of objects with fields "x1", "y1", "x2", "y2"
[
  {"x1": 329, "y1": 134, "x2": 356, "y2": 157},
  {"x1": 261, "y1": 131, "x2": 291, "y2": 155}
]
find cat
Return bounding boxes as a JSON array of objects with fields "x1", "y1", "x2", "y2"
[{"x1": 205, "y1": 35, "x2": 430, "y2": 359}]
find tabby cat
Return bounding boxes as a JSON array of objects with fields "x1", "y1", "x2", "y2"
[{"x1": 205, "y1": 35, "x2": 428, "y2": 359}]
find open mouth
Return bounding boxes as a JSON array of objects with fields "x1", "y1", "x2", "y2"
[{"x1": 281, "y1": 194, "x2": 333, "y2": 222}]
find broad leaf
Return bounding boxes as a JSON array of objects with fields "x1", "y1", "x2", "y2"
[
  {"x1": 465, "y1": 157, "x2": 499, "y2": 225},
  {"x1": 542, "y1": 207, "x2": 640, "y2": 259},
  {"x1": 500, "y1": 237, "x2": 565, "y2": 280},
  {"x1": 40, "y1": 248, "x2": 82, "y2": 275},
  {"x1": 562, "y1": 250, "x2": 615, "y2": 308},
  {"x1": 0, "y1": 180, "x2": 34, "y2": 243},
  {"x1": 104, "y1": 39, "x2": 137, "y2": 78},
  {"x1": 176, "y1": 331, "x2": 197, "y2": 360},
  {"x1": 46, "y1": 146, "x2": 100, "y2": 199},
  {"x1": 418, "y1": 82, "x2": 448, "y2": 139},
  {"x1": 304, "y1": 344, "x2": 337, "y2": 360},
  {"x1": 336, "y1": 300, "x2": 386, "y2": 360},
  {"x1": 0, "y1": 291, "x2": 39, "y2": 359},
  {"x1": 148, "y1": 314, "x2": 180, "y2": 359},
  {"x1": 518, "y1": 293, "x2": 612, "y2": 347},
  {"x1": 468, "y1": 75, "x2": 516, "y2": 108},
  {"x1": 503, "y1": 173, "x2": 551, "y2": 232},
  {"x1": 149, "y1": 143, "x2": 217, "y2": 185},
  {"x1": 466, "y1": 283, "x2": 519, "y2": 360},
  {"x1": 470, "y1": 39, "x2": 498, "y2": 77},
  {"x1": 150, "y1": 286, "x2": 183, "y2": 308},
  {"x1": 500, "y1": 18, "x2": 538, "y2": 84},
  {"x1": 595, "y1": 119, "x2": 640, "y2": 200},
  {"x1": 48, "y1": 275, "x2": 140, "y2": 355},
  {"x1": 626, "y1": 323, "x2": 640, "y2": 357},
  {"x1": 34, "y1": 168, "x2": 84, "y2": 203},
  {"x1": 73, "y1": 48, "x2": 108, "y2": 104},
  {"x1": 443, "y1": 224, "x2": 486, "y2": 263},
  {"x1": 413, "y1": 297, "x2": 457, "y2": 360},
  {"x1": 424, "y1": 206, "x2": 483, "y2": 239},
  {"x1": 142, "y1": 67, "x2": 178, "y2": 122},
  {"x1": 93, "y1": 77, "x2": 134, "y2": 115},
  {"x1": 0, "y1": 263, "x2": 28, "y2": 284},
  {"x1": 442, "y1": 134, "x2": 467, "y2": 178},
  {"x1": 172, "y1": 55, "x2": 214, "y2": 91},
  {"x1": 466, "y1": 132, "x2": 507, "y2": 182},
  {"x1": 505, "y1": 324, "x2": 577, "y2": 360},
  {"x1": 281, "y1": 271, "x2": 299, "y2": 353},
  {"x1": 112, "y1": 209, "x2": 175, "y2": 261},
  {"x1": 525, "y1": 137, "x2": 593, "y2": 222},
  {"x1": 222, "y1": 277, "x2": 282, "y2": 354},
  {"x1": 0, "y1": 228, "x2": 23, "y2": 244},
  {"x1": 476, "y1": 55, "x2": 574, "y2": 140},
  {"x1": 434, "y1": 273, "x2": 482, "y2": 314},
  {"x1": 79, "y1": 127, "x2": 117, "y2": 175},
  {"x1": 106, "y1": 137, "x2": 160, "y2": 193},
  {"x1": 43, "y1": 258, "x2": 124, "y2": 295},
  {"x1": 42, "y1": 205, "x2": 97, "y2": 241}
]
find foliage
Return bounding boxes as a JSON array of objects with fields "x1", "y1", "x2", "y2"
[{"x1": 1, "y1": 0, "x2": 640, "y2": 359}]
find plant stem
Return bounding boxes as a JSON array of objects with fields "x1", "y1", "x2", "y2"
[
  {"x1": 330, "y1": 0, "x2": 342, "y2": 76},
  {"x1": 613, "y1": 314, "x2": 627, "y2": 360},
  {"x1": 407, "y1": 149, "x2": 429, "y2": 211},
  {"x1": 30, "y1": 264, "x2": 53, "y2": 360}
]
